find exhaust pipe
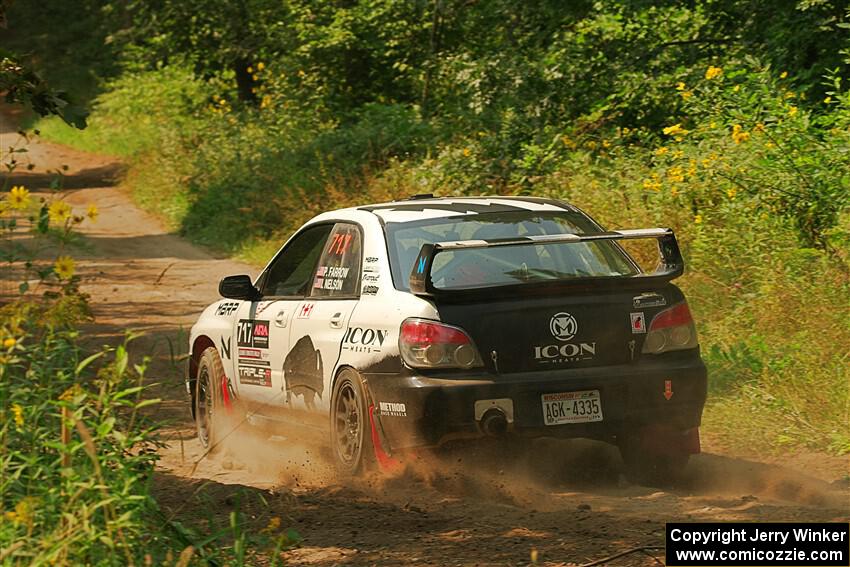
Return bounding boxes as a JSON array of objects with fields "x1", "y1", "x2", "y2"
[{"x1": 480, "y1": 408, "x2": 508, "y2": 437}]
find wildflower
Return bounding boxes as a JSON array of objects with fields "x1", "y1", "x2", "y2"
[
  {"x1": 731, "y1": 124, "x2": 750, "y2": 144},
  {"x1": 260, "y1": 95, "x2": 272, "y2": 109},
  {"x1": 779, "y1": 71, "x2": 788, "y2": 79},
  {"x1": 694, "y1": 214, "x2": 703, "y2": 224},
  {"x1": 754, "y1": 123, "x2": 765, "y2": 134},
  {"x1": 247, "y1": 66, "x2": 253, "y2": 74},
  {"x1": 784, "y1": 91, "x2": 795, "y2": 99},
  {"x1": 462, "y1": 148, "x2": 471, "y2": 157},
  {"x1": 733, "y1": 85, "x2": 740, "y2": 92},
  {"x1": 602, "y1": 140, "x2": 611, "y2": 148},
  {"x1": 48, "y1": 200, "x2": 72, "y2": 224},
  {"x1": 680, "y1": 90, "x2": 693, "y2": 100},
  {"x1": 666, "y1": 166, "x2": 684, "y2": 183},
  {"x1": 257, "y1": 62, "x2": 265, "y2": 71},
  {"x1": 262, "y1": 516, "x2": 282, "y2": 534},
  {"x1": 561, "y1": 136, "x2": 576, "y2": 149},
  {"x1": 676, "y1": 82, "x2": 686, "y2": 91},
  {"x1": 672, "y1": 149, "x2": 684, "y2": 159},
  {"x1": 642, "y1": 175, "x2": 661, "y2": 191},
  {"x1": 766, "y1": 141, "x2": 775, "y2": 148},
  {"x1": 788, "y1": 105, "x2": 798, "y2": 117},
  {"x1": 3, "y1": 337, "x2": 15, "y2": 348},
  {"x1": 218, "y1": 99, "x2": 227, "y2": 106},
  {"x1": 727, "y1": 187, "x2": 737, "y2": 199},
  {"x1": 705, "y1": 66, "x2": 723, "y2": 80},
  {"x1": 584, "y1": 140, "x2": 598, "y2": 150},
  {"x1": 7, "y1": 186, "x2": 30, "y2": 210},
  {"x1": 12, "y1": 403, "x2": 24, "y2": 427},
  {"x1": 824, "y1": 96, "x2": 832, "y2": 104},
  {"x1": 531, "y1": 548, "x2": 539, "y2": 563},
  {"x1": 662, "y1": 123, "x2": 688, "y2": 137},
  {"x1": 60, "y1": 384, "x2": 83, "y2": 401},
  {"x1": 86, "y1": 204, "x2": 99, "y2": 222},
  {"x1": 54, "y1": 256, "x2": 75, "y2": 280},
  {"x1": 655, "y1": 147, "x2": 668, "y2": 156}
]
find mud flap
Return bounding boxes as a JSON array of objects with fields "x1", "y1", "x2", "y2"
[{"x1": 368, "y1": 404, "x2": 403, "y2": 472}]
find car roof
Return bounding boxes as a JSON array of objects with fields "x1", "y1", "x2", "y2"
[{"x1": 354, "y1": 195, "x2": 578, "y2": 224}]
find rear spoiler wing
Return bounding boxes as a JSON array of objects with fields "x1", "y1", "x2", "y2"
[{"x1": 408, "y1": 228, "x2": 684, "y2": 297}]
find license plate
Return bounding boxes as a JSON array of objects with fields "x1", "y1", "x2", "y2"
[{"x1": 541, "y1": 390, "x2": 603, "y2": 425}]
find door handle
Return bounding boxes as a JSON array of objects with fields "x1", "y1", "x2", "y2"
[
  {"x1": 274, "y1": 309, "x2": 287, "y2": 328},
  {"x1": 329, "y1": 312, "x2": 344, "y2": 329}
]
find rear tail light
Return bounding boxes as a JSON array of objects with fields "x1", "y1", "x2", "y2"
[
  {"x1": 399, "y1": 318, "x2": 483, "y2": 369},
  {"x1": 642, "y1": 302, "x2": 699, "y2": 354}
]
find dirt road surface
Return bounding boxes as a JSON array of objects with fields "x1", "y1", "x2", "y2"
[{"x1": 3, "y1": 109, "x2": 848, "y2": 566}]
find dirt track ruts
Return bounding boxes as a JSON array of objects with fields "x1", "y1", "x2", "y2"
[{"x1": 2, "y1": 108, "x2": 848, "y2": 567}]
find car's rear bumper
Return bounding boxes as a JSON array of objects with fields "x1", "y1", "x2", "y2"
[{"x1": 363, "y1": 352, "x2": 707, "y2": 452}]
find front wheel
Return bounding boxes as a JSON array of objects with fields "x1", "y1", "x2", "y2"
[
  {"x1": 330, "y1": 368, "x2": 375, "y2": 476},
  {"x1": 194, "y1": 347, "x2": 242, "y2": 452}
]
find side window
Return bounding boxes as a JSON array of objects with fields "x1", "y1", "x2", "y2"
[
  {"x1": 260, "y1": 224, "x2": 333, "y2": 297},
  {"x1": 311, "y1": 223, "x2": 362, "y2": 298}
]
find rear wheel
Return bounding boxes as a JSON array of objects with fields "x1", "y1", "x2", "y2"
[
  {"x1": 330, "y1": 368, "x2": 374, "y2": 475},
  {"x1": 618, "y1": 435, "x2": 689, "y2": 487}
]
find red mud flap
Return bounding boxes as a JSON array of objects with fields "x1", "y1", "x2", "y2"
[
  {"x1": 221, "y1": 375, "x2": 232, "y2": 412},
  {"x1": 368, "y1": 404, "x2": 403, "y2": 472},
  {"x1": 639, "y1": 425, "x2": 701, "y2": 455}
]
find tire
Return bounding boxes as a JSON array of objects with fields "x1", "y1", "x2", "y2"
[
  {"x1": 330, "y1": 368, "x2": 375, "y2": 476},
  {"x1": 194, "y1": 347, "x2": 230, "y2": 452},
  {"x1": 618, "y1": 435, "x2": 689, "y2": 487}
]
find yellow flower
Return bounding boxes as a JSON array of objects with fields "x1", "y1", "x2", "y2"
[
  {"x1": 48, "y1": 200, "x2": 72, "y2": 224},
  {"x1": 247, "y1": 66, "x2": 253, "y2": 74},
  {"x1": 662, "y1": 123, "x2": 688, "y2": 138},
  {"x1": 86, "y1": 204, "x2": 99, "y2": 222},
  {"x1": 3, "y1": 337, "x2": 15, "y2": 348},
  {"x1": 779, "y1": 71, "x2": 788, "y2": 79},
  {"x1": 262, "y1": 516, "x2": 282, "y2": 534},
  {"x1": 670, "y1": 186, "x2": 679, "y2": 197},
  {"x1": 824, "y1": 96, "x2": 832, "y2": 104},
  {"x1": 561, "y1": 135, "x2": 576, "y2": 149},
  {"x1": 727, "y1": 187, "x2": 737, "y2": 199},
  {"x1": 705, "y1": 66, "x2": 723, "y2": 80},
  {"x1": 676, "y1": 82, "x2": 686, "y2": 91},
  {"x1": 260, "y1": 95, "x2": 272, "y2": 109},
  {"x1": 12, "y1": 403, "x2": 24, "y2": 427},
  {"x1": 54, "y1": 256, "x2": 75, "y2": 280},
  {"x1": 7, "y1": 186, "x2": 31, "y2": 210},
  {"x1": 784, "y1": 91, "x2": 795, "y2": 99},
  {"x1": 462, "y1": 148, "x2": 471, "y2": 157},
  {"x1": 754, "y1": 123, "x2": 765, "y2": 134},
  {"x1": 680, "y1": 90, "x2": 693, "y2": 100},
  {"x1": 655, "y1": 146, "x2": 668, "y2": 156},
  {"x1": 731, "y1": 124, "x2": 750, "y2": 144},
  {"x1": 788, "y1": 105, "x2": 798, "y2": 117},
  {"x1": 733, "y1": 85, "x2": 740, "y2": 92},
  {"x1": 666, "y1": 166, "x2": 684, "y2": 183},
  {"x1": 257, "y1": 62, "x2": 265, "y2": 71},
  {"x1": 694, "y1": 214, "x2": 703, "y2": 224}
]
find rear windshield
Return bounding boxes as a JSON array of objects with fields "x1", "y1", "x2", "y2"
[{"x1": 386, "y1": 211, "x2": 639, "y2": 291}]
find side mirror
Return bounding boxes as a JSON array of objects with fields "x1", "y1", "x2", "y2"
[{"x1": 219, "y1": 275, "x2": 260, "y2": 300}]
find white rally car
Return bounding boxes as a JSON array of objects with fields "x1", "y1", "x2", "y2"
[{"x1": 188, "y1": 196, "x2": 706, "y2": 483}]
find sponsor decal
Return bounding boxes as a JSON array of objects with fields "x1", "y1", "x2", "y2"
[
  {"x1": 342, "y1": 327, "x2": 389, "y2": 353},
  {"x1": 633, "y1": 292, "x2": 666, "y2": 308},
  {"x1": 363, "y1": 265, "x2": 379, "y2": 273},
  {"x1": 365, "y1": 256, "x2": 379, "y2": 263},
  {"x1": 238, "y1": 365, "x2": 271, "y2": 387},
  {"x1": 630, "y1": 312, "x2": 646, "y2": 334},
  {"x1": 416, "y1": 257, "x2": 426, "y2": 274},
  {"x1": 379, "y1": 401, "x2": 407, "y2": 417},
  {"x1": 238, "y1": 347, "x2": 265, "y2": 359},
  {"x1": 550, "y1": 312, "x2": 578, "y2": 341},
  {"x1": 362, "y1": 273, "x2": 380, "y2": 283},
  {"x1": 297, "y1": 302, "x2": 315, "y2": 319},
  {"x1": 220, "y1": 336, "x2": 232, "y2": 360},
  {"x1": 255, "y1": 301, "x2": 275, "y2": 315},
  {"x1": 239, "y1": 359, "x2": 270, "y2": 366},
  {"x1": 313, "y1": 266, "x2": 350, "y2": 291},
  {"x1": 664, "y1": 379, "x2": 673, "y2": 400},
  {"x1": 237, "y1": 319, "x2": 270, "y2": 349},
  {"x1": 362, "y1": 285, "x2": 379, "y2": 296},
  {"x1": 534, "y1": 342, "x2": 597, "y2": 363},
  {"x1": 535, "y1": 312, "x2": 596, "y2": 363},
  {"x1": 215, "y1": 301, "x2": 239, "y2": 316}
]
